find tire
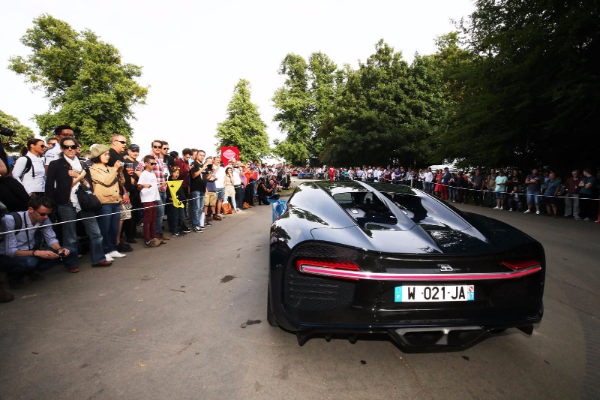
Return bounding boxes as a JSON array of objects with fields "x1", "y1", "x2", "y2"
[{"x1": 267, "y1": 287, "x2": 279, "y2": 327}]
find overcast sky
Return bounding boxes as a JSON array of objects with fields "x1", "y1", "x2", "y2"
[{"x1": 2, "y1": 0, "x2": 474, "y2": 158}]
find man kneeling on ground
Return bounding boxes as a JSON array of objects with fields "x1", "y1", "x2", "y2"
[{"x1": 0, "y1": 196, "x2": 79, "y2": 289}]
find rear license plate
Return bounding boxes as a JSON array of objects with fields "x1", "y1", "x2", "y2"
[{"x1": 394, "y1": 285, "x2": 474, "y2": 302}]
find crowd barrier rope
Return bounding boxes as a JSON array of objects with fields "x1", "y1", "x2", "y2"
[
  {"x1": 343, "y1": 177, "x2": 600, "y2": 201},
  {"x1": 2, "y1": 178, "x2": 598, "y2": 236},
  {"x1": 0, "y1": 193, "x2": 204, "y2": 237}
]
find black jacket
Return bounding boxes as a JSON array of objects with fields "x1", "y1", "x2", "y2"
[
  {"x1": 46, "y1": 157, "x2": 92, "y2": 207},
  {"x1": 46, "y1": 157, "x2": 74, "y2": 206}
]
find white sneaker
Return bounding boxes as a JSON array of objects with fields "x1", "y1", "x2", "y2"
[
  {"x1": 105, "y1": 253, "x2": 115, "y2": 262},
  {"x1": 109, "y1": 251, "x2": 126, "y2": 258},
  {"x1": 524, "y1": 210, "x2": 531, "y2": 214},
  {"x1": 509, "y1": 208, "x2": 513, "y2": 212},
  {"x1": 493, "y1": 206, "x2": 499, "y2": 210},
  {"x1": 500, "y1": 206, "x2": 503, "y2": 210},
  {"x1": 535, "y1": 211, "x2": 540, "y2": 215}
]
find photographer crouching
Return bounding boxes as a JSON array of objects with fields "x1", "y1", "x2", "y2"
[{"x1": 0, "y1": 196, "x2": 79, "y2": 290}]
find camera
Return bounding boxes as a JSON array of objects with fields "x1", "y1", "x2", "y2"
[{"x1": 0, "y1": 124, "x2": 14, "y2": 137}]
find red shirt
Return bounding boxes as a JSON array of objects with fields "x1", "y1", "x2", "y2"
[{"x1": 175, "y1": 159, "x2": 190, "y2": 188}]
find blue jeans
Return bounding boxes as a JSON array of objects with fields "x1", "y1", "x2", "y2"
[
  {"x1": 190, "y1": 191, "x2": 205, "y2": 228},
  {"x1": 238, "y1": 186, "x2": 245, "y2": 208},
  {"x1": 216, "y1": 187, "x2": 225, "y2": 201},
  {"x1": 1, "y1": 246, "x2": 78, "y2": 281},
  {"x1": 156, "y1": 190, "x2": 167, "y2": 235},
  {"x1": 96, "y1": 203, "x2": 120, "y2": 254},
  {"x1": 527, "y1": 191, "x2": 540, "y2": 206},
  {"x1": 167, "y1": 203, "x2": 185, "y2": 232},
  {"x1": 58, "y1": 203, "x2": 106, "y2": 264}
]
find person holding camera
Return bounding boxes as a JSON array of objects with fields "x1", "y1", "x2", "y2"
[
  {"x1": 189, "y1": 150, "x2": 208, "y2": 232},
  {"x1": 0, "y1": 196, "x2": 79, "y2": 288},
  {"x1": 89, "y1": 145, "x2": 127, "y2": 261}
]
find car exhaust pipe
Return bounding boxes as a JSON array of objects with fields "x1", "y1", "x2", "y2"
[
  {"x1": 517, "y1": 325, "x2": 533, "y2": 335},
  {"x1": 395, "y1": 326, "x2": 485, "y2": 347}
]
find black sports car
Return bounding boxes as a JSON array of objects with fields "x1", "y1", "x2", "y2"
[{"x1": 268, "y1": 181, "x2": 545, "y2": 350}]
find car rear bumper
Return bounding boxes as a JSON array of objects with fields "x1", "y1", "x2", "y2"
[{"x1": 292, "y1": 320, "x2": 540, "y2": 349}]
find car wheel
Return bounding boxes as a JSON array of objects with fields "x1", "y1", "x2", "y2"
[{"x1": 267, "y1": 287, "x2": 279, "y2": 327}]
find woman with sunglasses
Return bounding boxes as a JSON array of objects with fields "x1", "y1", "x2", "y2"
[
  {"x1": 89, "y1": 144, "x2": 126, "y2": 261},
  {"x1": 46, "y1": 138, "x2": 111, "y2": 268},
  {"x1": 12, "y1": 138, "x2": 47, "y2": 197}
]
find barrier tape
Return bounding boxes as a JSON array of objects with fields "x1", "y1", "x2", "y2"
[
  {"x1": 0, "y1": 193, "x2": 206, "y2": 236},
  {"x1": 345, "y1": 178, "x2": 600, "y2": 201}
]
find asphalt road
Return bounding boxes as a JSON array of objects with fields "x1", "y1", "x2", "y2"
[{"x1": 0, "y1": 187, "x2": 598, "y2": 400}]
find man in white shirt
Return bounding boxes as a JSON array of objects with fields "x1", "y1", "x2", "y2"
[
  {"x1": 424, "y1": 168, "x2": 434, "y2": 193},
  {"x1": 12, "y1": 138, "x2": 47, "y2": 196},
  {"x1": 213, "y1": 156, "x2": 226, "y2": 216},
  {"x1": 44, "y1": 125, "x2": 74, "y2": 172}
]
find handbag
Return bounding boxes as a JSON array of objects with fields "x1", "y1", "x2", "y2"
[
  {"x1": 222, "y1": 203, "x2": 233, "y2": 215},
  {"x1": 76, "y1": 182, "x2": 102, "y2": 211}
]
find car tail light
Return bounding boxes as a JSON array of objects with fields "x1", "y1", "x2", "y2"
[
  {"x1": 296, "y1": 259, "x2": 360, "y2": 280},
  {"x1": 501, "y1": 260, "x2": 540, "y2": 270}
]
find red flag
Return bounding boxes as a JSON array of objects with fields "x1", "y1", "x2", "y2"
[{"x1": 220, "y1": 147, "x2": 240, "y2": 166}]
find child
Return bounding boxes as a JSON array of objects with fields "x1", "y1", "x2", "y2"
[
  {"x1": 166, "y1": 167, "x2": 187, "y2": 237},
  {"x1": 137, "y1": 155, "x2": 163, "y2": 247},
  {"x1": 508, "y1": 186, "x2": 521, "y2": 212}
]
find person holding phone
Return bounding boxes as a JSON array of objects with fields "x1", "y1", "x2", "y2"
[{"x1": 0, "y1": 196, "x2": 78, "y2": 288}]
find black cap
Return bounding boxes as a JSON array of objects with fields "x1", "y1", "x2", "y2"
[{"x1": 128, "y1": 144, "x2": 140, "y2": 151}]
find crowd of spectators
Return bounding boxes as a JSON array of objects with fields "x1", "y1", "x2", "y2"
[
  {"x1": 316, "y1": 165, "x2": 600, "y2": 221},
  {"x1": 0, "y1": 126, "x2": 291, "y2": 303}
]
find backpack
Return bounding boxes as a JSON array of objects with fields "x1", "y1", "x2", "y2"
[
  {"x1": 0, "y1": 211, "x2": 24, "y2": 247},
  {"x1": 19, "y1": 156, "x2": 35, "y2": 181}
]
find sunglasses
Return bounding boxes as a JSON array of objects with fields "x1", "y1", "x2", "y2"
[
  {"x1": 163, "y1": 148, "x2": 169, "y2": 150},
  {"x1": 39, "y1": 144, "x2": 47, "y2": 148},
  {"x1": 148, "y1": 162, "x2": 157, "y2": 166},
  {"x1": 34, "y1": 209, "x2": 49, "y2": 217},
  {"x1": 114, "y1": 140, "x2": 127, "y2": 145},
  {"x1": 61, "y1": 145, "x2": 78, "y2": 150},
  {"x1": 153, "y1": 145, "x2": 162, "y2": 149}
]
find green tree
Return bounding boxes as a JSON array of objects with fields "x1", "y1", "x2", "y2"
[
  {"x1": 272, "y1": 52, "x2": 339, "y2": 165},
  {"x1": 320, "y1": 40, "x2": 449, "y2": 167},
  {"x1": 0, "y1": 110, "x2": 35, "y2": 153},
  {"x1": 439, "y1": 0, "x2": 599, "y2": 173},
  {"x1": 8, "y1": 14, "x2": 148, "y2": 149},
  {"x1": 215, "y1": 79, "x2": 270, "y2": 161},
  {"x1": 272, "y1": 54, "x2": 312, "y2": 165}
]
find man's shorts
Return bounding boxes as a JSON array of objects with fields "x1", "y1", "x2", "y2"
[
  {"x1": 495, "y1": 191, "x2": 505, "y2": 199},
  {"x1": 544, "y1": 195, "x2": 557, "y2": 205},
  {"x1": 216, "y1": 187, "x2": 225, "y2": 201},
  {"x1": 527, "y1": 191, "x2": 540, "y2": 205},
  {"x1": 206, "y1": 192, "x2": 217, "y2": 207}
]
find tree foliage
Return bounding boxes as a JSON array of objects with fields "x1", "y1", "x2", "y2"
[
  {"x1": 320, "y1": 40, "x2": 449, "y2": 167},
  {"x1": 272, "y1": 52, "x2": 340, "y2": 165},
  {"x1": 215, "y1": 79, "x2": 270, "y2": 161},
  {"x1": 0, "y1": 110, "x2": 35, "y2": 153},
  {"x1": 8, "y1": 14, "x2": 148, "y2": 149},
  {"x1": 438, "y1": 0, "x2": 599, "y2": 173}
]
